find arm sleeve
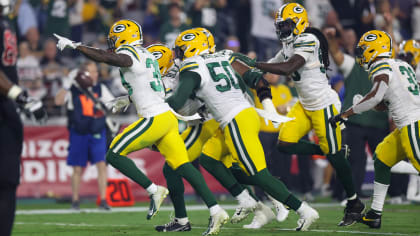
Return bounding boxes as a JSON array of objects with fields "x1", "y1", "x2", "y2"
[
  {"x1": 166, "y1": 71, "x2": 201, "y2": 111},
  {"x1": 352, "y1": 79, "x2": 388, "y2": 114},
  {"x1": 268, "y1": 51, "x2": 284, "y2": 63},
  {"x1": 339, "y1": 54, "x2": 356, "y2": 78}
]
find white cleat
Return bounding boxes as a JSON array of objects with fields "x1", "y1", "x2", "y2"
[
  {"x1": 296, "y1": 202, "x2": 319, "y2": 231},
  {"x1": 202, "y1": 209, "x2": 229, "y2": 235},
  {"x1": 268, "y1": 194, "x2": 289, "y2": 222},
  {"x1": 146, "y1": 185, "x2": 169, "y2": 220},
  {"x1": 243, "y1": 201, "x2": 275, "y2": 229},
  {"x1": 231, "y1": 190, "x2": 258, "y2": 223}
]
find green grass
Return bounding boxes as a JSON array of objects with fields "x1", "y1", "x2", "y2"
[{"x1": 13, "y1": 202, "x2": 420, "y2": 236}]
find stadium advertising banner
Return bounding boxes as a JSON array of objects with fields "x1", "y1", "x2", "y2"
[{"x1": 18, "y1": 126, "x2": 226, "y2": 201}]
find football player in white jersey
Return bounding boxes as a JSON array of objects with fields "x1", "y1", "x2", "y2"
[
  {"x1": 330, "y1": 30, "x2": 420, "y2": 228},
  {"x1": 166, "y1": 28, "x2": 319, "y2": 231},
  {"x1": 54, "y1": 20, "x2": 230, "y2": 235},
  {"x1": 232, "y1": 3, "x2": 364, "y2": 226}
]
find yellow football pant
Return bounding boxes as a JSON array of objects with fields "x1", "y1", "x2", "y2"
[
  {"x1": 181, "y1": 119, "x2": 219, "y2": 162},
  {"x1": 279, "y1": 101, "x2": 342, "y2": 154},
  {"x1": 203, "y1": 107, "x2": 266, "y2": 175},
  {"x1": 109, "y1": 111, "x2": 189, "y2": 169},
  {"x1": 375, "y1": 120, "x2": 420, "y2": 171}
]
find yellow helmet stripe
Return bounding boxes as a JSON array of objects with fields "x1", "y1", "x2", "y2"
[
  {"x1": 180, "y1": 63, "x2": 199, "y2": 72},
  {"x1": 117, "y1": 45, "x2": 140, "y2": 61},
  {"x1": 229, "y1": 56, "x2": 236, "y2": 64}
]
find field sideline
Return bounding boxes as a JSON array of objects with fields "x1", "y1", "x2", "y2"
[{"x1": 13, "y1": 202, "x2": 420, "y2": 236}]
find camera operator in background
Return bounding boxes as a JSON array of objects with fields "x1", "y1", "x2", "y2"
[{"x1": 55, "y1": 61, "x2": 115, "y2": 210}]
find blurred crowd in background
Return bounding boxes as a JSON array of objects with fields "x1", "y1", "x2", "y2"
[
  {"x1": 12, "y1": 0, "x2": 420, "y2": 202},
  {"x1": 14, "y1": 0, "x2": 420, "y2": 116}
]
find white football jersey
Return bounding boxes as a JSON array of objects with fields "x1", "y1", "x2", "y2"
[
  {"x1": 180, "y1": 53, "x2": 252, "y2": 128},
  {"x1": 116, "y1": 44, "x2": 170, "y2": 118},
  {"x1": 270, "y1": 33, "x2": 340, "y2": 111},
  {"x1": 162, "y1": 64, "x2": 204, "y2": 116},
  {"x1": 369, "y1": 59, "x2": 420, "y2": 129}
]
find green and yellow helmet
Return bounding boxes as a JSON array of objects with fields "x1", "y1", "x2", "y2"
[
  {"x1": 355, "y1": 30, "x2": 393, "y2": 70},
  {"x1": 399, "y1": 39, "x2": 420, "y2": 69},
  {"x1": 174, "y1": 29, "x2": 210, "y2": 60},
  {"x1": 107, "y1": 19, "x2": 143, "y2": 51},
  {"x1": 194, "y1": 27, "x2": 216, "y2": 53},
  {"x1": 274, "y1": 3, "x2": 309, "y2": 42},
  {"x1": 146, "y1": 44, "x2": 174, "y2": 76}
]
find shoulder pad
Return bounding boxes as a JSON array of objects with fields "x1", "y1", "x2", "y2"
[
  {"x1": 116, "y1": 45, "x2": 140, "y2": 62},
  {"x1": 294, "y1": 33, "x2": 317, "y2": 49},
  {"x1": 368, "y1": 60, "x2": 392, "y2": 79},
  {"x1": 180, "y1": 59, "x2": 199, "y2": 73}
]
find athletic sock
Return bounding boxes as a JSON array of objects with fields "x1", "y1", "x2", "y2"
[
  {"x1": 146, "y1": 183, "x2": 157, "y2": 195},
  {"x1": 209, "y1": 204, "x2": 222, "y2": 216},
  {"x1": 175, "y1": 163, "x2": 217, "y2": 208},
  {"x1": 163, "y1": 163, "x2": 187, "y2": 218},
  {"x1": 371, "y1": 157, "x2": 391, "y2": 213},
  {"x1": 200, "y1": 154, "x2": 244, "y2": 197},
  {"x1": 244, "y1": 185, "x2": 260, "y2": 201},
  {"x1": 176, "y1": 217, "x2": 189, "y2": 225},
  {"x1": 252, "y1": 169, "x2": 302, "y2": 211},
  {"x1": 277, "y1": 139, "x2": 323, "y2": 155},
  {"x1": 106, "y1": 151, "x2": 152, "y2": 188},
  {"x1": 327, "y1": 150, "x2": 356, "y2": 198}
]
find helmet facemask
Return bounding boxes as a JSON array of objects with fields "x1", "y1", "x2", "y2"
[{"x1": 275, "y1": 18, "x2": 296, "y2": 42}]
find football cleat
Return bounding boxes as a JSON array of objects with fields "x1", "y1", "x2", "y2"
[
  {"x1": 146, "y1": 185, "x2": 169, "y2": 220},
  {"x1": 359, "y1": 209, "x2": 381, "y2": 229},
  {"x1": 155, "y1": 219, "x2": 192, "y2": 232},
  {"x1": 231, "y1": 191, "x2": 258, "y2": 223},
  {"x1": 296, "y1": 202, "x2": 319, "y2": 231},
  {"x1": 98, "y1": 200, "x2": 111, "y2": 211},
  {"x1": 243, "y1": 202, "x2": 275, "y2": 229},
  {"x1": 338, "y1": 198, "x2": 365, "y2": 226},
  {"x1": 268, "y1": 195, "x2": 290, "y2": 222},
  {"x1": 202, "y1": 209, "x2": 229, "y2": 235},
  {"x1": 71, "y1": 201, "x2": 80, "y2": 211}
]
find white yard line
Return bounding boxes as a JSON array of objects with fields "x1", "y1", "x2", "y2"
[
  {"x1": 14, "y1": 222, "x2": 409, "y2": 235},
  {"x1": 16, "y1": 203, "x2": 341, "y2": 215}
]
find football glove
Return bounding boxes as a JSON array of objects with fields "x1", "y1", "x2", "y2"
[
  {"x1": 15, "y1": 90, "x2": 48, "y2": 124},
  {"x1": 54, "y1": 33, "x2": 81, "y2": 51},
  {"x1": 328, "y1": 113, "x2": 347, "y2": 129},
  {"x1": 106, "y1": 95, "x2": 131, "y2": 113}
]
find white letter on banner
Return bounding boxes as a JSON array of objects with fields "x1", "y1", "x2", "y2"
[
  {"x1": 53, "y1": 140, "x2": 68, "y2": 158},
  {"x1": 23, "y1": 161, "x2": 45, "y2": 182},
  {"x1": 46, "y1": 160, "x2": 56, "y2": 182},
  {"x1": 38, "y1": 140, "x2": 52, "y2": 158},
  {"x1": 58, "y1": 160, "x2": 73, "y2": 182}
]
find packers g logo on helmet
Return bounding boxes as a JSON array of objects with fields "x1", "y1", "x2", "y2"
[
  {"x1": 146, "y1": 44, "x2": 174, "y2": 76},
  {"x1": 355, "y1": 30, "x2": 393, "y2": 70},
  {"x1": 112, "y1": 24, "x2": 126, "y2": 33},
  {"x1": 275, "y1": 3, "x2": 309, "y2": 42},
  {"x1": 364, "y1": 34, "x2": 377, "y2": 42},
  {"x1": 293, "y1": 6, "x2": 304, "y2": 13},
  {"x1": 175, "y1": 29, "x2": 210, "y2": 60},
  {"x1": 107, "y1": 19, "x2": 143, "y2": 51},
  {"x1": 181, "y1": 33, "x2": 196, "y2": 41}
]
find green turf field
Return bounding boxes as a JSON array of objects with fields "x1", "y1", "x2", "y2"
[{"x1": 13, "y1": 201, "x2": 420, "y2": 236}]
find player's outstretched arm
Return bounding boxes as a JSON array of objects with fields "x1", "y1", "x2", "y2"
[
  {"x1": 255, "y1": 54, "x2": 305, "y2": 76},
  {"x1": 54, "y1": 33, "x2": 132, "y2": 68},
  {"x1": 329, "y1": 74, "x2": 389, "y2": 127},
  {"x1": 76, "y1": 45, "x2": 133, "y2": 67}
]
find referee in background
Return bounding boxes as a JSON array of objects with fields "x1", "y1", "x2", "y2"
[{"x1": 0, "y1": 1, "x2": 47, "y2": 235}]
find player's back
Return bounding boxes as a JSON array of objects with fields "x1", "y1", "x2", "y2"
[
  {"x1": 117, "y1": 45, "x2": 170, "y2": 117},
  {"x1": 180, "y1": 53, "x2": 251, "y2": 127},
  {"x1": 373, "y1": 58, "x2": 420, "y2": 128}
]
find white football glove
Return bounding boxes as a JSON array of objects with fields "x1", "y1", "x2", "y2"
[
  {"x1": 53, "y1": 33, "x2": 81, "y2": 51},
  {"x1": 106, "y1": 95, "x2": 131, "y2": 113}
]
